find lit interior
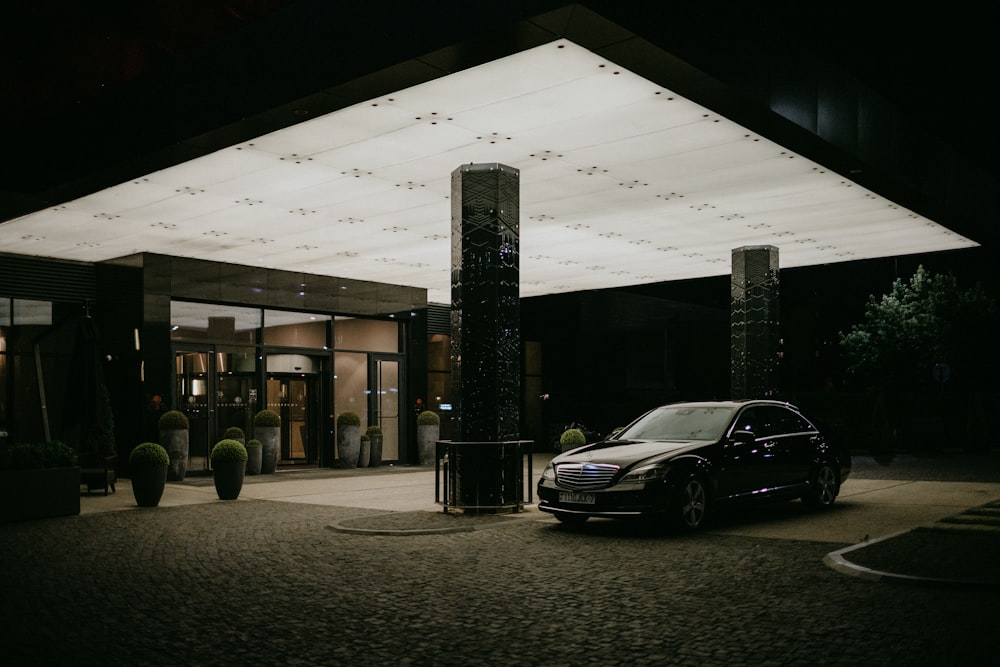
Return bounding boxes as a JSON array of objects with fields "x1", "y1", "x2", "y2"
[{"x1": 0, "y1": 40, "x2": 976, "y2": 303}]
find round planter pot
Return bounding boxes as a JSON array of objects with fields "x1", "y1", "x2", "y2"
[
  {"x1": 245, "y1": 446, "x2": 262, "y2": 475},
  {"x1": 417, "y1": 424, "x2": 439, "y2": 466},
  {"x1": 369, "y1": 434, "x2": 383, "y2": 467},
  {"x1": 256, "y1": 426, "x2": 280, "y2": 474},
  {"x1": 131, "y1": 463, "x2": 168, "y2": 507},
  {"x1": 213, "y1": 460, "x2": 246, "y2": 500},
  {"x1": 160, "y1": 429, "x2": 189, "y2": 481},
  {"x1": 337, "y1": 425, "x2": 361, "y2": 468}
]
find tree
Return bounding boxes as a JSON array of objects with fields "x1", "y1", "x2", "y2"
[{"x1": 839, "y1": 265, "x2": 997, "y2": 391}]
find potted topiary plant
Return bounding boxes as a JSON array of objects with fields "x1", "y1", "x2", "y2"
[
  {"x1": 365, "y1": 425, "x2": 383, "y2": 467},
  {"x1": 253, "y1": 409, "x2": 281, "y2": 474},
  {"x1": 336, "y1": 411, "x2": 361, "y2": 468},
  {"x1": 222, "y1": 426, "x2": 245, "y2": 444},
  {"x1": 245, "y1": 438, "x2": 262, "y2": 475},
  {"x1": 158, "y1": 409, "x2": 189, "y2": 481},
  {"x1": 416, "y1": 410, "x2": 440, "y2": 466},
  {"x1": 210, "y1": 439, "x2": 248, "y2": 500},
  {"x1": 129, "y1": 442, "x2": 169, "y2": 508},
  {"x1": 559, "y1": 428, "x2": 586, "y2": 453}
]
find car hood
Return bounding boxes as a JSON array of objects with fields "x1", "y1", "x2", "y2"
[{"x1": 554, "y1": 439, "x2": 709, "y2": 467}]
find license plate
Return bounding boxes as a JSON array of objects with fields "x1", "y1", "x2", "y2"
[{"x1": 559, "y1": 491, "x2": 595, "y2": 505}]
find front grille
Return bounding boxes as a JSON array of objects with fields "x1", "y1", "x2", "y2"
[{"x1": 555, "y1": 463, "x2": 620, "y2": 490}]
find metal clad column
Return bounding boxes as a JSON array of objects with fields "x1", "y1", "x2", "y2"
[
  {"x1": 731, "y1": 245, "x2": 780, "y2": 399},
  {"x1": 447, "y1": 163, "x2": 523, "y2": 512},
  {"x1": 451, "y1": 163, "x2": 521, "y2": 441}
]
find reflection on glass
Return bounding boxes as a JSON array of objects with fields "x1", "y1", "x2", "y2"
[
  {"x1": 335, "y1": 317, "x2": 398, "y2": 352},
  {"x1": 334, "y1": 352, "x2": 368, "y2": 460},
  {"x1": 170, "y1": 301, "x2": 261, "y2": 342},
  {"x1": 264, "y1": 310, "x2": 331, "y2": 348}
]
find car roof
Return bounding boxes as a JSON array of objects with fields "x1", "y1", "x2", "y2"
[{"x1": 660, "y1": 399, "x2": 800, "y2": 410}]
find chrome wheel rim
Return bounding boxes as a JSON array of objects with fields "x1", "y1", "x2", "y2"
[
  {"x1": 816, "y1": 465, "x2": 837, "y2": 505},
  {"x1": 681, "y1": 479, "x2": 706, "y2": 527}
]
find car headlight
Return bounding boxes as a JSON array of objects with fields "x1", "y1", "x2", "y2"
[
  {"x1": 541, "y1": 463, "x2": 555, "y2": 480},
  {"x1": 621, "y1": 464, "x2": 668, "y2": 483}
]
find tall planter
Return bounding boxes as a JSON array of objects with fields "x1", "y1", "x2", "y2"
[
  {"x1": 256, "y1": 427, "x2": 279, "y2": 474},
  {"x1": 245, "y1": 440, "x2": 263, "y2": 476},
  {"x1": 161, "y1": 430, "x2": 188, "y2": 481},
  {"x1": 416, "y1": 411, "x2": 440, "y2": 466},
  {"x1": 368, "y1": 432, "x2": 384, "y2": 467},
  {"x1": 253, "y1": 410, "x2": 281, "y2": 474},
  {"x1": 337, "y1": 412, "x2": 362, "y2": 468},
  {"x1": 358, "y1": 436, "x2": 371, "y2": 468},
  {"x1": 158, "y1": 410, "x2": 190, "y2": 482}
]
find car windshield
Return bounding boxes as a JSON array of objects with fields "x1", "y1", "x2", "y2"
[{"x1": 616, "y1": 405, "x2": 737, "y2": 441}]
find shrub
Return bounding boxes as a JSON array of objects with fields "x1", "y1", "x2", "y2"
[
  {"x1": 253, "y1": 409, "x2": 281, "y2": 427},
  {"x1": 559, "y1": 428, "x2": 586, "y2": 447},
  {"x1": 245, "y1": 439, "x2": 262, "y2": 449},
  {"x1": 158, "y1": 410, "x2": 189, "y2": 430},
  {"x1": 365, "y1": 425, "x2": 383, "y2": 436},
  {"x1": 223, "y1": 426, "x2": 245, "y2": 440},
  {"x1": 210, "y1": 439, "x2": 248, "y2": 464},
  {"x1": 417, "y1": 410, "x2": 440, "y2": 426},
  {"x1": 360, "y1": 434, "x2": 370, "y2": 442},
  {"x1": 129, "y1": 442, "x2": 169, "y2": 469},
  {"x1": 0, "y1": 441, "x2": 77, "y2": 470},
  {"x1": 337, "y1": 411, "x2": 361, "y2": 427}
]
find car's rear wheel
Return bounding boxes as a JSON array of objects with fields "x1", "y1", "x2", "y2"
[
  {"x1": 555, "y1": 513, "x2": 588, "y2": 525},
  {"x1": 671, "y1": 473, "x2": 708, "y2": 530},
  {"x1": 802, "y1": 463, "x2": 838, "y2": 508}
]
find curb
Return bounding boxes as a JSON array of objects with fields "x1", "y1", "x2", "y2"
[
  {"x1": 328, "y1": 510, "x2": 547, "y2": 536},
  {"x1": 825, "y1": 520, "x2": 1000, "y2": 589}
]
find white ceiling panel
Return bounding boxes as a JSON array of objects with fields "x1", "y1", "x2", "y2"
[{"x1": 0, "y1": 39, "x2": 976, "y2": 304}]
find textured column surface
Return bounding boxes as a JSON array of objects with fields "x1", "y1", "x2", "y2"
[
  {"x1": 450, "y1": 163, "x2": 520, "y2": 442},
  {"x1": 731, "y1": 245, "x2": 780, "y2": 399}
]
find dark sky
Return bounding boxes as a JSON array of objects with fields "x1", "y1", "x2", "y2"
[
  {"x1": 2, "y1": 1, "x2": 997, "y2": 179},
  {"x1": 1, "y1": 0, "x2": 292, "y2": 123}
]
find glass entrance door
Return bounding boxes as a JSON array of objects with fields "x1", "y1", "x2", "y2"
[
  {"x1": 174, "y1": 349, "x2": 213, "y2": 472},
  {"x1": 265, "y1": 356, "x2": 322, "y2": 466},
  {"x1": 370, "y1": 355, "x2": 403, "y2": 462}
]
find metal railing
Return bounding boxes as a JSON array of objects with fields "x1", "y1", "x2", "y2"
[{"x1": 434, "y1": 440, "x2": 533, "y2": 513}]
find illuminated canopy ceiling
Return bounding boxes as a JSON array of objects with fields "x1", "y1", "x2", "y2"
[{"x1": 0, "y1": 39, "x2": 976, "y2": 303}]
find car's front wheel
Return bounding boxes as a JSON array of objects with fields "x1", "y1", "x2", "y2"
[
  {"x1": 671, "y1": 473, "x2": 708, "y2": 530},
  {"x1": 802, "y1": 463, "x2": 839, "y2": 508}
]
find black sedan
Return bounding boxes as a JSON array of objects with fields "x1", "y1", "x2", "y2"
[{"x1": 537, "y1": 400, "x2": 850, "y2": 530}]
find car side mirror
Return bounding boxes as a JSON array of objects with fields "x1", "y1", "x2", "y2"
[{"x1": 731, "y1": 429, "x2": 756, "y2": 444}]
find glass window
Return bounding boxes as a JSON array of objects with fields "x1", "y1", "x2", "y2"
[
  {"x1": 170, "y1": 301, "x2": 261, "y2": 343},
  {"x1": 334, "y1": 317, "x2": 398, "y2": 353},
  {"x1": 263, "y1": 310, "x2": 331, "y2": 349},
  {"x1": 13, "y1": 299, "x2": 52, "y2": 325},
  {"x1": 0, "y1": 298, "x2": 10, "y2": 326}
]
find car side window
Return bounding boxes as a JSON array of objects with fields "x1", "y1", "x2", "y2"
[
  {"x1": 732, "y1": 407, "x2": 774, "y2": 437},
  {"x1": 770, "y1": 406, "x2": 813, "y2": 434},
  {"x1": 734, "y1": 406, "x2": 804, "y2": 438}
]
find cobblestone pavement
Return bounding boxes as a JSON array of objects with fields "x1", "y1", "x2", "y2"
[{"x1": 2, "y1": 493, "x2": 998, "y2": 666}]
